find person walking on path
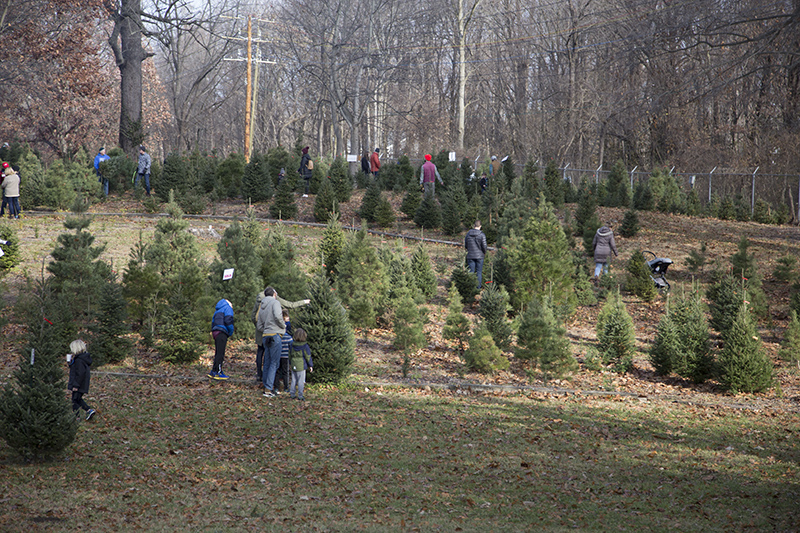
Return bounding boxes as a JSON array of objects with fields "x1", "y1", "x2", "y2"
[
  {"x1": 136, "y1": 145, "x2": 151, "y2": 196},
  {"x1": 299, "y1": 146, "x2": 313, "y2": 197},
  {"x1": 288, "y1": 327, "x2": 313, "y2": 401},
  {"x1": 94, "y1": 147, "x2": 110, "y2": 197},
  {"x1": 592, "y1": 223, "x2": 618, "y2": 278},
  {"x1": 251, "y1": 289, "x2": 309, "y2": 383},
  {"x1": 209, "y1": 298, "x2": 234, "y2": 380},
  {"x1": 465, "y1": 220, "x2": 488, "y2": 289},
  {"x1": 67, "y1": 339, "x2": 96, "y2": 421},
  {"x1": 419, "y1": 154, "x2": 442, "y2": 197},
  {"x1": 0, "y1": 164, "x2": 20, "y2": 218},
  {"x1": 370, "y1": 147, "x2": 381, "y2": 180}
]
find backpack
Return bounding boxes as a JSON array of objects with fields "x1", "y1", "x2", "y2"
[{"x1": 307, "y1": 159, "x2": 313, "y2": 170}]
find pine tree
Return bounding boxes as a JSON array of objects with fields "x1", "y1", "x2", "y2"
[
  {"x1": 543, "y1": 160, "x2": 564, "y2": 207},
  {"x1": 122, "y1": 230, "x2": 161, "y2": 336},
  {"x1": 443, "y1": 285, "x2": 471, "y2": 356},
  {"x1": 393, "y1": 293, "x2": 427, "y2": 353},
  {"x1": 319, "y1": 211, "x2": 347, "y2": 280},
  {"x1": 604, "y1": 160, "x2": 631, "y2": 208},
  {"x1": 0, "y1": 225, "x2": 21, "y2": 275},
  {"x1": 516, "y1": 296, "x2": 576, "y2": 379},
  {"x1": 91, "y1": 274, "x2": 133, "y2": 366},
  {"x1": 574, "y1": 184, "x2": 597, "y2": 237},
  {"x1": 215, "y1": 152, "x2": 246, "y2": 199},
  {"x1": 619, "y1": 209, "x2": 640, "y2": 238},
  {"x1": 411, "y1": 243, "x2": 437, "y2": 299},
  {"x1": 296, "y1": 269, "x2": 356, "y2": 384},
  {"x1": 242, "y1": 152, "x2": 273, "y2": 203},
  {"x1": 360, "y1": 179, "x2": 382, "y2": 222},
  {"x1": 478, "y1": 283, "x2": 513, "y2": 351},
  {"x1": 707, "y1": 271, "x2": 757, "y2": 334},
  {"x1": 335, "y1": 226, "x2": 389, "y2": 328},
  {"x1": 374, "y1": 195, "x2": 396, "y2": 228},
  {"x1": 730, "y1": 237, "x2": 768, "y2": 319},
  {"x1": 772, "y1": 255, "x2": 798, "y2": 284},
  {"x1": 670, "y1": 290, "x2": 713, "y2": 382},
  {"x1": 269, "y1": 177, "x2": 298, "y2": 219},
  {"x1": 596, "y1": 290, "x2": 636, "y2": 372},
  {"x1": 718, "y1": 303, "x2": 773, "y2": 393},
  {"x1": 521, "y1": 157, "x2": 541, "y2": 201},
  {"x1": 650, "y1": 312, "x2": 682, "y2": 376},
  {"x1": 209, "y1": 219, "x2": 262, "y2": 340},
  {"x1": 157, "y1": 309, "x2": 205, "y2": 364},
  {"x1": 501, "y1": 155, "x2": 517, "y2": 192},
  {"x1": 450, "y1": 264, "x2": 478, "y2": 306},
  {"x1": 401, "y1": 182, "x2": 423, "y2": 219},
  {"x1": 685, "y1": 243, "x2": 708, "y2": 274},
  {"x1": 157, "y1": 152, "x2": 189, "y2": 202},
  {"x1": 313, "y1": 178, "x2": 339, "y2": 223},
  {"x1": 440, "y1": 190, "x2": 464, "y2": 235},
  {"x1": 463, "y1": 321, "x2": 509, "y2": 373},
  {"x1": 328, "y1": 156, "x2": 352, "y2": 203},
  {"x1": 0, "y1": 278, "x2": 77, "y2": 461},
  {"x1": 779, "y1": 310, "x2": 800, "y2": 369},
  {"x1": 626, "y1": 250, "x2": 657, "y2": 302},
  {"x1": 413, "y1": 192, "x2": 442, "y2": 229}
]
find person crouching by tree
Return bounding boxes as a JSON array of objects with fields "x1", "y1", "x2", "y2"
[
  {"x1": 67, "y1": 340, "x2": 96, "y2": 421},
  {"x1": 288, "y1": 327, "x2": 313, "y2": 401},
  {"x1": 209, "y1": 298, "x2": 234, "y2": 380}
]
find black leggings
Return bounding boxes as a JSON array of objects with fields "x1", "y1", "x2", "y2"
[
  {"x1": 72, "y1": 391, "x2": 90, "y2": 412},
  {"x1": 213, "y1": 332, "x2": 228, "y2": 373}
]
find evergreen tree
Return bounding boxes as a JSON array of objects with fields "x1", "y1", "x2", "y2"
[
  {"x1": 215, "y1": 152, "x2": 246, "y2": 199},
  {"x1": 414, "y1": 191, "x2": 442, "y2": 229},
  {"x1": 269, "y1": 176, "x2": 298, "y2": 219},
  {"x1": 450, "y1": 264, "x2": 478, "y2": 306},
  {"x1": 521, "y1": 157, "x2": 541, "y2": 200},
  {"x1": 463, "y1": 321, "x2": 509, "y2": 373},
  {"x1": 619, "y1": 209, "x2": 640, "y2": 238},
  {"x1": 478, "y1": 283, "x2": 513, "y2": 351},
  {"x1": 604, "y1": 160, "x2": 631, "y2": 207},
  {"x1": 626, "y1": 250, "x2": 657, "y2": 302},
  {"x1": 516, "y1": 296, "x2": 576, "y2": 379},
  {"x1": 581, "y1": 214, "x2": 601, "y2": 256},
  {"x1": 396, "y1": 155, "x2": 414, "y2": 190},
  {"x1": 264, "y1": 145, "x2": 294, "y2": 189},
  {"x1": 504, "y1": 196, "x2": 575, "y2": 312},
  {"x1": 671, "y1": 290, "x2": 714, "y2": 382},
  {"x1": 543, "y1": 160, "x2": 564, "y2": 207},
  {"x1": 501, "y1": 155, "x2": 517, "y2": 192},
  {"x1": 596, "y1": 290, "x2": 636, "y2": 372},
  {"x1": 296, "y1": 269, "x2": 356, "y2": 384},
  {"x1": 495, "y1": 178, "x2": 535, "y2": 247},
  {"x1": 328, "y1": 156, "x2": 352, "y2": 203},
  {"x1": 685, "y1": 243, "x2": 709, "y2": 275},
  {"x1": 400, "y1": 181, "x2": 423, "y2": 219},
  {"x1": 313, "y1": 178, "x2": 339, "y2": 223},
  {"x1": 574, "y1": 183, "x2": 598, "y2": 236},
  {"x1": 91, "y1": 274, "x2": 133, "y2": 366},
  {"x1": 157, "y1": 152, "x2": 189, "y2": 202},
  {"x1": 707, "y1": 271, "x2": 746, "y2": 333},
  {"x1": 319, "y1": 211, "x2": 347, "y2": 280},
  {"x1": 374, "y1": 195, "x2": 396, "y2": 228},
  {"x1": 393, "y1": 293, "x2": 427, "y2": 353},
  {"x1": 335, "y1": 226, "x2": 389, "y2": 328},
  {"x1": 157, "y1": 309, "x2": 205, "y2": 364},
  {"x1": 241, "y1": 152, "x2": 273, "y2": 203},
  {"x1": 633, "y1": 181, "x2": 654, "y2": 211},
  {"x1": 360, "y1": 178, "x2": 382, "y2": 222},
  {"x1": 650, "y1": 312, "x2": 682, "y2": 376},
  {"x1": 685, "y1": 188, "x2": 702, "y2": 216},
  {"x1": 0, "y1": 225, "x2": 21, "y2": 275},
  {"x1": 728, "y1": 238, "x2": 768, "y2": 320},
  {"x1": 209, "y1": 219, "x2": 262, "y2": 340},
  {"x1": 772, "y1": 255, "x2": 798, "y2": 284},
  {"x1": 718, "y1": 304, "x2": 774, "y2": 393},
  {"x1": 779, "y1": 310, "x2": 800, "y2": 369},
  {"x1": 0, "y1": 278, "x2": 77, "y2": 461},
  {"x1": 440, "y1": 190, "x2": 464, "y2": 235},
  {"x1": 411, "y1": 243, "x2": 437, "y2": 299},
  {"x1": 47, "y1": 216, "x2": 112, "y2": 323},
  {"x1": 443, "y1": 285, "x2": 471, "y2": 356},
  {"x1": 122, "y1": 230, "x2": 161, "y2": 336},
  {"x1": 573, "y1": 263, "x2": 597, "y2": 307}
]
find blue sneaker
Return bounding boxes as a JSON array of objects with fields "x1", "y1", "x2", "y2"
[
  {"x1": 214, "y1": 370, "x2": 229, "y2": 380},
  {"x1": 86, "y1": 409, "x2": 96, "y2": 420},
  {"x1": 207, "y1": 371, "x2": 218, "y2": 379}
]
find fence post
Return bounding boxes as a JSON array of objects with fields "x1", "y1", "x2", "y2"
[
  {"x1": 751, "y1": 166, "x2": 758, "y2": 216},
  {"x1": 797, "y1": 175, "x2": 800, "y2": 224},
  {"x1": 708, "y1": 166, "x2": 717, "y2": 204},
  {"x1": 563, "y1": 163, "x2": 570, "y2": 185},
  {"x1": 630, "y1": 166, "x2": 637, "y2": 190},
  {"x1": 595, "y1": 164, "x2": 602, "y2": 185}
]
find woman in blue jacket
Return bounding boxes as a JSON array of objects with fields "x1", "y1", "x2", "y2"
[{"x1": 209, "y1": 299, "x2": 234, "y2": 380}]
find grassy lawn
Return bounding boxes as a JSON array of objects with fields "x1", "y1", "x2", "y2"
[{"x1": 1, "y1": 375, "x2": 797, "y2": 532}]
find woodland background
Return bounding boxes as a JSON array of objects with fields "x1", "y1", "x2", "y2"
[{"x1": 0, "y1": 0, "x2": 799, "y2": 177}]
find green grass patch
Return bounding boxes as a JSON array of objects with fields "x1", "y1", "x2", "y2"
[{"x1": 1, "y1": 377, "x2": 797, "y2": 531}]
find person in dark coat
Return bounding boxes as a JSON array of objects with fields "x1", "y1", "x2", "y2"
[
  {"x1": 361, "y1": 152, "x2": 371, "y2": 178},
  {"x1": 592, "y1": 223, "x2": 618, "y2": 278},
  {"x1": 298, "y1": 146, "x2": 313, "y2": 197},
  {"x1": 465, "y1": 220, "x2": 488, "y2": 289},
  {"x1": 67, "y1": 339, "x2": 96, "y2": 420},
  {"x1": 209, "y1": 298, "x2": 234, "y2": 380}
]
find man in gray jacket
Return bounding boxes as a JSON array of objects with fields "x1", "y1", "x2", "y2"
[
  {"x1": 251, "y1": 289, "x2": 309, "y2": 384},
  {"x1": 136, "y1": 145, "x2": 151, "y2": 196},
  {"x1": 465, "y1": 220, "x2": 488, "y2": 289}
]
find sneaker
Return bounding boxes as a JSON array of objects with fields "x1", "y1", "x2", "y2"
[
  {"x1": 263, "y1": 390, "x2": 278, "y2": 398},
  {"x1": 86, "y1": 409, "x2": 96, "y2": 421},
  {"x1": 207, "y1": 371, "x2": 218, "y2": 379},
  {"x1": 298, "y1": 397, "x2": 305, "y2": 402},
  {"x1": 214, "y1": 371, "x2": 229, "y2": 380},
  {"x1": 302, "y1": 194, "x2": 308, "y2": 198}
]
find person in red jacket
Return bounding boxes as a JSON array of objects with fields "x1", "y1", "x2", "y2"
[{"x1": 370, "y1": 147, "x2": 381, "y2": 180}]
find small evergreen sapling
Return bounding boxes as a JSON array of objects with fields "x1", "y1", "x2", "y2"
[
  {"x1": 443, "y1": 285, "x2": 471, "y2": 357},
  {"x1": 319, "y1": 211, "x2": 347, "y2": 280},
  {"x1": 392, "y1": 293, "x2": 427, "y2": 353},
  {"x1": 359, "y1": 179, "x2": 382, "y2": 222},
  {"x1": 626, "y1": 250, "x2": 657, "y2": 302},
  {"x1": 401, "y1": 182, "x2": 422, "y2": 219},
  {"x1": 91, "y1": 274, "x2": 133, "y2": 366},
  {"x1": 335, "y1": 226, "x2": 389, "y2": 328},
  {"x1": 313, "y1": 178, "x2": 338, "y2": 223},
  {"x1": 478, "y1": 283, "x2": 513, "y2": 351},
  {"x1": 596, "y1": 290, "x2": 636, "y2": 373},
  {"x1": 463, "y1": 321, "x2": 509, "y2": 373},
  {"x1": 619, "y1": 209, "x2": 640, "y2": 238},
  {"x1": 650, "y1": 312, "x2": 681, "y2": 376},
  {"x1": 0, "y1": 225, "x2": 21, "y2": 275},
  {"x1": 685, "y1": 243, "x2": 708, "y2": 274},
  {"x1": 779, "y1": 311, "x2": 800, "y2": 370},
  {"x1": 411, "y1": 243, "x2": 437, "y2": 300},
  {"x1": 718, "y1": 303, "x2": 773, "y2": 393},
  {"x1": 516, "y1": 297, "x2": 576, "y2": 380},
  {"x1": 269, "y1": 177, "x2": 298, "y2": 220},
  {"x1": 374, "y1": 195, "x2": 396, "y2": 228},
  {"x1": 450, "y1": 264, "x2": 478, "y2": 306},
  {"x1": 772, "y1": 255, "x2": 799, "y2": 284},
  {"x1": 414, "y1": 193, "x2": 442, "y2": 229}
]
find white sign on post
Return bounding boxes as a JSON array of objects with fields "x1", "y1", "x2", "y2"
[
  {"x1": 449, "y1": 151, "x2": 456, "y2": 162},
  {"x1": 347, "y1": 154, "x2": 358, "y2": 162},
  {"x1": 222, "y1": 268, "x2": 234, "y2": 281}
]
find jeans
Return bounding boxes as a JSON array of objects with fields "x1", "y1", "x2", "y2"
[
  {"x1": 467, "y1": 258, "x2": 484, "y2": 289},
  {"x1": 262, "y1": 334, "x2": 282, "y2": 391},
  {"x1": 290, "y1": 370, "x2": 306, "y2": 399},
  {"x1": 136, "y1": 172, "x2": 151, "y2": 195},
  {"x1": 594, "y1": 262, "x2": 609, "y2": 277},
  {"x1": 7, "y1": 197, "x2": 19, "y2": 218}
]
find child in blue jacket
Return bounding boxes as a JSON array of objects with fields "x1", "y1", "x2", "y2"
[{"x1": 209, "y1": 298, "x2": 234, "y2": 380}]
